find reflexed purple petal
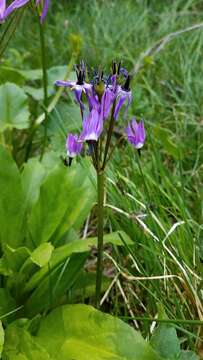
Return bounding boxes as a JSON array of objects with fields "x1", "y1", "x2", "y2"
[
  {"x1": 101, "y1": 87, "x2": 114, "y2": 120},
  {"x1": 125, "y1": 119, "x2": 146, "y2": 149},
  {"x1": 130, "y1": 119, "x2": 138, "y2": 135},
  {"x1": 4, "y1": 0, "x2": 29, "y2": 17},
  {"x1": 40, "y1": 0, "x2": 49, "y2": 22},
  {"x1": 86, "y1": 89, "x2": 100, "y2": 111},
  {"x1": 111, "y1": 74, "x2": 117, "y2": 93},
  {"x1": 0, "y1": 0, "x2": 6, "y2": 20},
  {"x1": 138, "y1": 120, "x2": 145, "y2": 143},
  {"x1": 125, "y1": 121, "x2": 135, "y2": 138},
  {"x1": 74, "y1": 87, "x2": 84, "y2": 110},
  {"x1": 81, "y1": 108, "x2": 103, "y2": 141},
  {"x1": 114, "y1": 94, "x2": 127, "y2": 120},
  {"x1": 66, "y1": 133, "x2": 83, "y2": 158},
  {"x1": 83, "y1": 83, "x2": 92, "y2": 91},
  {"x1": 55, "y1": 80, "x2": 76, "y2": 87},
  {"x1": 123, "y1": 92, "x2": 132, "y2": 118},
  {"x1": 114, "y1": 89, "x2": 132, "y2": 120},
  {"x1": 83, "y1": 83, "x2": 94, "y2": 109}
]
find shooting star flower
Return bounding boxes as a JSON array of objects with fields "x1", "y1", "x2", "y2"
[{"x1": 125, "y1": 119, "x2": 146, "y2": 149}]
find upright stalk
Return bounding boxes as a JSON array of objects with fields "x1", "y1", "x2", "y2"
[
  {"x1": 39, "y1": 20, "x2": 48, "y2": 160},
  {"x1": 95, "y1": 169, "x2": 105, "y2": 308}
]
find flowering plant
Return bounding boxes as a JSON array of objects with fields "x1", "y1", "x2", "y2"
[{"x1": 55, "y1": 60, "x2": 146, "y2": 307}]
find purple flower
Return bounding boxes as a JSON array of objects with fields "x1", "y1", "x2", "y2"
[
  {"x1": 87, "y1": 86, "x2": 115, "y2": 121},
  {"x1": 80, "y1": 108, "x2": 103, "y2": 142},
  {"x1": 66, "y1": 133, "x2": 83, "y2": 158},
  {"x1": 36, "y1": 0, "x2": 49, "y2": 23},
  {"x1": 55, "y1": 62, "x2": 93, "y2": 112},
  {"x1": 0, "y1": 0, "x2": 49, "y2": 23},
  {"x1": 56, "y1": 80, "x2": 92, "y2": 111},
  {"x1": 125, "y1": 119, "x2": 146, "y2": 149},
  {"x1": 100, "y1": 87, "x2": 115, "y2": 120},
  {"x1": 114, "y1": 75, "x2": 132, "y2": 120},
  {"x1": 0, "y1": 0, "x2": 5, "y2": 21}
]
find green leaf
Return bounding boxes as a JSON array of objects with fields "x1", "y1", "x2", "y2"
[
  {"x1": 150, "y1": 324, "x2": 180, "y2": 359},
  {"x1": 179, "y1": 351, "x2": 199, "y2": 360},
  {"x1": 24, "y1": 231, "x2": 132, "y2": 293},
  {"x1": 21, "y1": 158, "x2": 45, "y2": 215},
  {"x1": 0, "y1": 321, "x2": 4, "y2": 357},
  {"x1": 28, "y1": 161, "x2": 96, "y2": 247},
  {"x1": 2, "y1": 321, "x2": 49, "y2": 360},
  {"x1": 3, "y1": 305, "x2": 162, "y2": 360},
  {"x1": 30, "y1": 243, "x2": 54, "y2": 268},
  {"x1": 47, "y1": 66, "x2": 72, "y2": 86},
  {"x1": 19, "y1": 68, "x2": 42, "y2": 81},
  {"x1": 52, "y1": 162, "x2": 96, "y2": 244},
  {"x1": 4, "y1": 246, "x2": 31, "y2": 273},
  {"x1": 0, "y1": 146, "x2": 24, "y2": 247},
  {"x1": 23, "y1": 85, "x2": 53, "y2": 101},
  {"x1": 0, "y1": 66, "x2": 25, "y2": 85},
  {"x1": 0, "y1": 257, "x2": 12, "y2": 276},
  {"x1": 28, "y1": 164, "x2": 73, "y2": 246},
  {"x1": 0, "y1": 288, "x2": 16, "y2": 323},
  {"x1": 23, "y1": 86, "x2": 44, "y2": 101},
  {"x1": 0, "y1": 83, "x2": 30, "y2": 132},
  {"x1": 35, "y1": 304, "x2": 161, "y2": 360},
  {"x1": 48, "y1": 103, "x2": 81, "y2": 153},
  {"x1": 71, "y1": 271, "x2": 110, "y2": 301},
  {"x1": 24, "y1": 253, "x2": 87, "y2": 317}
]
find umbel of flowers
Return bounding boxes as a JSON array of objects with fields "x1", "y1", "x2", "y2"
[
  {"x1": 55, "y1": 61, "x2": 145, "y2": 165},
  {"x1": 55, "y1": 61, "x2": 146, "y2": 307}
]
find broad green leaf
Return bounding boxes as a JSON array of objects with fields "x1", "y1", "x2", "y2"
[
  {"x1": 28, "y1": 160, "x2": 96, "y2": 247},
  {"x1": 2, "y1": 321, "x2": 49, "y2": 360},
  {"x1": 28, "y1": 164, "x2": 73, "y2": 246},
  {"x1": 0, "y1": 146, "x2": 24, "y2": 247},
  {"x1": 52, "y1": 163, "x2": 96, "y2": 244},
  {"x1": 47, "y1": 66, "x2": 73, "y2": 86},
  {"x1": 24, "y1": 231, "x2": 132, "y2": 293},
  {"x1": 0, "y1": 288, "x2": 16, "y2": 323},
  {"x1": 0, "y1": 66, "x2": 25, "y2": 85},
  {"x1": 3, "y1": 245, "x2": 53, "y2": 305},
  {"x1": 19, "y1": 68, "x2": 42, "y2": 81},
  {"x1": 21, "y1": 158, "x2": 45, "y2": 214},
  {"x1": 23, "y1": 86, "x2": 44, "y2": 101},
  {"x1": 23, "y1": 85, "x2": 53, "y2": 101},
  {"x1": 41, "y1": 150, "x2": 61, "y2": 170},
  {"x1": 0, "y1": 257, "x2": 12, "y2": 276},
  {"x1": 2, "y1": 306, "x2": 162, "y2": 360},
  {"x1": 4, "y1": 246, "x2": 30, "y2": 273},
  {"x1": 0, "y1": 321, "x2": 4, "y2": 357},
  {"x1": 150, "y1": 324, "x2": 180, "y2": 359},
  {"x1": 48, "y1": 103, "x2": 81, "y2": 153},
  {"x1": 0, "y1": 83, "x2": 30, "y2": 132},
  {"x1": 24, "y1": 253, "x2": 87, "y2": 317},
  {"x1": 71, "y1": 271, "x2": 110, "y2": 301},
  {"x1": 179, "y1": 351, "x2": 199, "y2": 360},
  {"x1": 35, "y1": 304, "x2": 162, "y2": 360},
  {"x1": 30, "y1": 243, "x2": 54, "y2": 268}
]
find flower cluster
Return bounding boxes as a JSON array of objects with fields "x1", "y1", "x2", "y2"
[
  {"x1": 55, "y1": 61, "x2": 146, "y2": 168},
  {"x1": 0, "y1": 0, "x2": 49, "y2": 23}
]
